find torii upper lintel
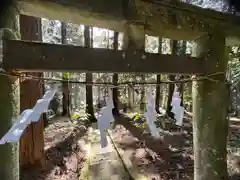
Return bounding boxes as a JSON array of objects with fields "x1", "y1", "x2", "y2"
[{"x1": 16, "y1": 0, "x2": 240, "y2": 41}]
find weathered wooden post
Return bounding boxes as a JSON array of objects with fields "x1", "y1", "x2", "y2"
[
  {"x1": 19, "y1": 15, "x2": 45, "y2": 167},
  {"x1": 192, "y1": 30, "x2": 229, "y2": 180},
  {"x1": 0, "y1": 4, "x2": 20, "y2": 180}
]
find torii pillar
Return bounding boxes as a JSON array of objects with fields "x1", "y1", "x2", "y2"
[
  {"x1": 0, "y1": 5, "x2": 20, "y2": 180},
  {"x1": 192, "y1": 30, "x2": 230, "y2": 180}
]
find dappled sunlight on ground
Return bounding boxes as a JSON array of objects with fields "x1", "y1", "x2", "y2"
[
  {"x1": 228, "y1": 118, "x2": 240, "y2": 178},
  {"x1": 110, "y1": 114, "x2": 240, "y2": 180},
  {"x1": 21, "y1": 116, "x2": 89, "y2": 180},
  {"x1": 20, "y1": 114, "x2": 240, "y2": 180},
  {"x1": 111, "y1": 116, "x2": 193, "y2": 180}
]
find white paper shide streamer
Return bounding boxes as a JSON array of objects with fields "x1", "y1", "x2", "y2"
[
  {"x1": 0, "y1": 88, "x2": 57, "y2": 144},
  {"x1": 171, "y1": 91, "x2": 184, "y2": 126},
  {"x1": 144, "y1": 89, "x2": 161, "y2": 138},
  {"x1": 96, "y1": 88, "x2": 114, "y2": 148}
]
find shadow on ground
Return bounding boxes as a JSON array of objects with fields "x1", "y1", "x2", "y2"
[
  {"x1": 21, "y1": 117, "x2": 90, "y2": 180},
  {"x1": 111, "y1": 114, "x2": 193, "y2": 179},
  {"x1": 111, "y1": 114, "x2": 240, "y2": 179}
]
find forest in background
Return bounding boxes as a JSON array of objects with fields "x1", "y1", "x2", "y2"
[
  {"x1": 1, "y1": 0, "x2": 240, "y2": 180},
  {"x1": 41, "y1": 5, "x2": 240, "y2": 119}
]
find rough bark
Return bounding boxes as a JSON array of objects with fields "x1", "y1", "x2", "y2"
[
  {"x1": 84, "y1": 26, "x2": 95, "y2": 121},
  {"x1": 0, "y1": 4, "x2": 20, "y2": 180},
  {"x1": 19, "y1": 15, "x2": 45, "y2": 167},
  {"x1": 192, "y1": 31, "x2": 229, "y2": 180},
  {"x1": 112, "y1": 32, "x2": 119, "y2": 115},
  {"x1": 61, "y1": 22, "x2": 70, "y2": 117}
]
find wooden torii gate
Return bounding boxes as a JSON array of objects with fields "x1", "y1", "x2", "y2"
[{"x1": 1, "y1": 0, "x2": 240, "y2": 180}]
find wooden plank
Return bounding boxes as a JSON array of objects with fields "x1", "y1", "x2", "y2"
[
  {"x1": 3, "y1": 40, "x2": 205, "y2": 74},
  {"x1": 16, "y1": 0, "x2": 240, "y2": 40}
]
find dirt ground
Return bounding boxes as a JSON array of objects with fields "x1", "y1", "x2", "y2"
[
  {"x1": 21, "y1": 116, "x2": 89, "y2": 180},
  {"x1": 111, "y1": 114, "x2": 240, "y2": 180},
  {"x1": 20, "y1": 114, "x2": 240, "y2": 180}
]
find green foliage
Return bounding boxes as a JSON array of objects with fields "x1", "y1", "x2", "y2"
[
  {"x1": 72, "y1": 112, "x2": 81, "y2": 120},
  {"x1": 63, "y1": 72, "x2": 70, "y2": 79},
  {"x1": 229, "y1": 46, "x2": 240, "y2": 87},
  {"x1": 132, "y1": 113, "x2": 146, "y2": 128},
  {"x1": 0, "y1": 28, "x2": 20, "y2": 40}
]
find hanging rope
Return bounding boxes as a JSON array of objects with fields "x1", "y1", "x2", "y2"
[{"x1": 0, "y1": 71, "x2": 230, "y2": 88}]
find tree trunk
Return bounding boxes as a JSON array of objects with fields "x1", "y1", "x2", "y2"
[
  {"x1": 155, "y1": 37, "x2": 162, "y2": 113},
  {"x1": 127, "y1": 86, "x2": 132, "y2": 110},
  {"x1": 140, "y1": 74, "x2": 145, "y2": 112},
  {"x1": 162, "y1": 84, "x2": 168, "y2": 108},
  {"x1": 178, "y1": 80, "x2": 184, "y2": 106},
  {"x1": 84, "y1": 26, "x2": 95, "y2": 121},
  {"x1": 179, "y1": 41, "x2": 186, "y2": 106},
  {"x1": 0, "y1": 6, "x2": 20, "y2": 180},
  {"x1": 166, "y1": 75, "x2": 175, "y2": 117},
  {"x1": 123, "y1": 88, "x2": 127, "y2": 113},
  {"x1": 42, "y1": 84, "x2": 48, "y2": 127},
  {"x1": 155, "y1": 74, "x2": 161, "y2": 113},
  {"x1": 185, "y1": 80, "x2": 192, "y2": 111},
  {"x1": 166, "y1": 40, "x2": 178, "y2": 118},
  {"x1": 73, "y1": 84, "x2": 78, "y2": 110},
  {"x1": 132, "y1": 86, "x2": 135, "y2": 104},
  {"x1": 192, "y1": 31, "x2": 229, "y2": 180},
  {"x1": 132, "y1": 75, "x2": 137, "y2": 110},
  {"x1": 61, "y1": 22, "x2": 71, "y2": 117},
  {"x1": 62, "y1": 75, "x2": 71, "y2": 117},
  {"x1": 121, "y1": 0, "x2": 145, "y2": 113},
  {"x1": 96, "y1": 77, "x2": 101, "y2": 109},
  {"x1": 19, "y1": 15, "x2": 45, "y2": 167},
  {"x1": 112, "y1": 32, "x2": 119, "y2": 115}
]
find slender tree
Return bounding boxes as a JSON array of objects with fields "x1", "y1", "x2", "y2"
[
  {"x1": 166, "y1": 40, "x2": 178, "y2": 118},
  {"x1": 178, "y1": 41, "x2": 187, "y2": 106},
  {"x1": 155, "y1": 37, "x2": 162, "y2": 113},
  {"x1": 140, "y1": 74, "x2": 146, "y2": 112},
  {"x1": 85, "y1": 26, "x2": 96, "y2": 121},
  {"x1": 112, "y1": 31, "x2": 120, "y2": 115},
  {"x1": 61, "y1": 22, "x2": 71, "y2": 117}
]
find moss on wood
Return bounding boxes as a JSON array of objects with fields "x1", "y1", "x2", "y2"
[
  {"x1": 192, "y1": 30, "x2": 230, "y2": 180},
  {"x1": 0, "y1": 4, "x2": 20, "y2": 180}
]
